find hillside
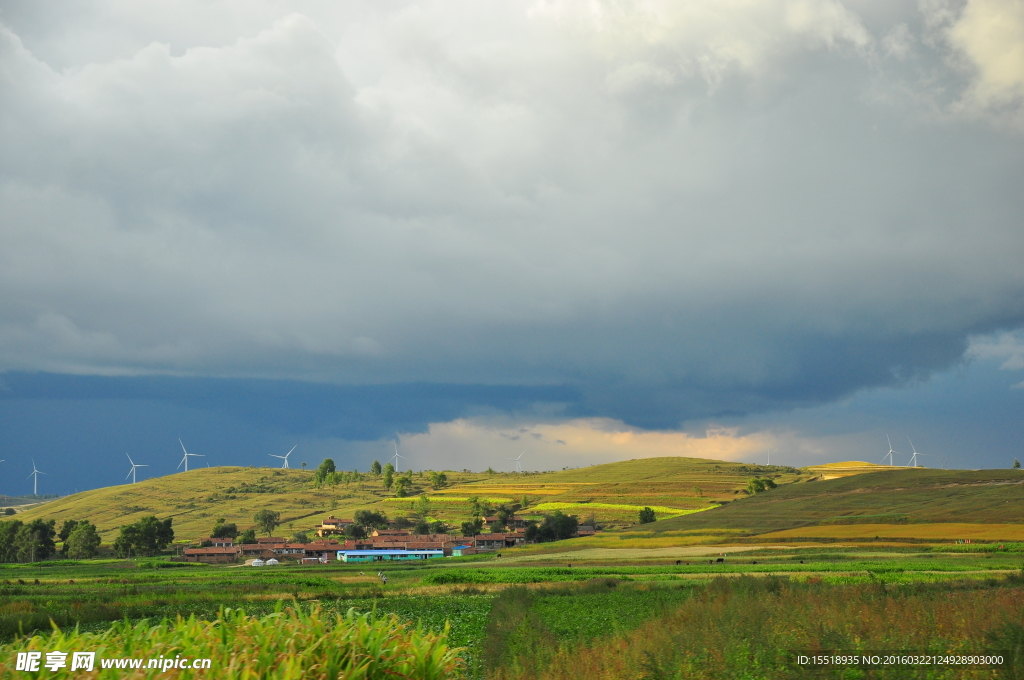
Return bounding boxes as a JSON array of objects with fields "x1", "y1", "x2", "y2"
[
  {"x1": 412, "y1": 457, "x2": 809, "y2": 527},
  {"x1": 8, "y1": 457, "x2": 811, "y2": 540},
  {"x1": 10, "y1": 466, "x2": 497, "y2": 542},
  {"x1": 652, "y1": 468, "x2": 1024, "y2": 536}
]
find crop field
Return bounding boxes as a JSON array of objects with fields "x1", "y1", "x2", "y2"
[{"x1": 760, "y1": 523, "x2": 1024, "y2": 541}]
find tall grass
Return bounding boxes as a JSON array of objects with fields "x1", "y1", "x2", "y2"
[
  {"x1": 489, "y1": 577, "x2": 1024, "y2": 680},
  {"x1": 0, "y1": 604, "x2": 465, "y2": 679}
]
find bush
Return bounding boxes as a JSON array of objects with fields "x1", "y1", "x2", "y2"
[{"x1": 638, "y1": 507, "x2": 656, "y2": 524}]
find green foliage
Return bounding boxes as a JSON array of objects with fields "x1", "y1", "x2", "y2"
[
  {"x1": 211, "y1": 518, "x2": 238, "y2": 539},
  {"x1": 430, "y1": 520, "x2": 449, "y2": 535},
  {"x1": 371, "y1": 460, "x2": 382, "y2": 476},
  {"x1": 525, "y1": 511, "x2": 578, "y2": 543},
  {"x1": 383, "y1": 464, "x2": 395, "y2": 490},
  {"x1": 65, "y1": 522, "x2": 101, "y2": 559},
  {"x1": 1, "y1": 604, "x2": 465, "y2": 679},
  {"x1": 313, "y1": 458, "x2": 337, "y2": 486},
  {"x1": 291, "y1": 531, "x2": 310, "y2": 544},
  {"x1": 1014, "y1": 459, "x2": 1021, "y2": 469},
  {"x1": 345, "y1": 524, "x2": 368, "y2": 540},
  {"x1": 238, "y1": 528, "x2": 257, "y2": 544},
  {"x1": 638, "y1": 507, "x2": 656, "y2": 524},
  {"x1": 394, "y1": 475, "x2": 411, "y2": 497},
  {"x1": 430, "y1": 471, "x2": 449, "y2": 489},
  {"x1": 414, "y1": 520, "x2": 430, "y2": 535},
  {"x1": 113, "y1": 516, "x2": 174, "y2": 558},
  {"x1": 0, "y1": 519, "x2": 58, "y2": 563},
  {"x1": 252, "y1": 509, "x2": 281, "y2": 537},
  {"x1": 490, "y1": 520, "x2": 505, "y2": 533},
  {"x1": 746, "y1": 477, "x2": 778, "y2": 495},
  {"x1": 354, "y1": 509, "x2": 388, "y2": 530},
  {"x1": 461, "y1": 517, "x2": 484, "y2": 537}
]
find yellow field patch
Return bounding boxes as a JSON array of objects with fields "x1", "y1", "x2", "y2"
[
  {"x1": 530, "y1": 502, "x2": 713, "y2": 516},
  {"x1": 759, "y1": 523, "x2": 1024, "y2": 541}
]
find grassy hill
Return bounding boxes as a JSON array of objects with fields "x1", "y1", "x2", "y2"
[
  {"x1": 399, "y1": 457, "x2": 809, "y2": 527},
  {"x1": 9, "y1": 457, "x2": 811, "y2": 540},
  {"x1": 10, "y1": 467, "x2": 497, "y2": 542},
  {"x1": 652, "y1": 468, "x2": 1024, "y2": 537}
]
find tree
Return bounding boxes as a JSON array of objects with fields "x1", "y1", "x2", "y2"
[
  {"x1": 58, "y1": 519, "x2": 81, "y2": 548},
  {"x1": 238, "y1": 528, "x2": 257, "y2": 544},
  {"x1": 212, "y1": 519, "x2": 238, "y2": 539},
  {"x1": 314, "y1": 458, "x2": 336, "y2": 485},
  {"x1": 394, "y1": 476, "x2": 411, "y2": 497},
  {"x1": 383, "y1": 465, "x2": 394, "y2": 490},
  {"x1": 0, "y1": 519, "x2": 23, "y2": 562},
  {"x1": 490, "y1": 520, "x2": 505, "y2": 533},
  {"x1": 15, "y1": 519, "x2": 57, "y2": 562},
  {"x1": 113, "y1": 516, "x2": 174, "y2": 558},
  {"x1": 638, "y1": 507, "x2": 656, "y2": 524},
  {"x1": 344, "y1": 524, "x2": 367, "y2": 540},
  {"x1": 416, "y1": 494, "x2": 431, "y2": 519},
  {"x1": 430, "y1": 520, "x2": 449, "y2": 535},
  {"x1": 371, "y1": 460, "x2": 382, "y2": 476},
  {"x1": 354, "y1": 509, "x2": 389, "y2": 529},
  {"x1": 65, "y1": 522, "x2": 101, "y2": 559},
  {"x1": 530, "y1": 511, "x2": 578, "y2": 542},
  {"x1": 486, "y1": 467, "x2": 495, "y2": 475},
  {"x1": 414, "y1": 519, "x2": 430, "y2": 535},
  {"x1": 1014, "y1": 459, "x2": 1021, "y2": 469},
  {"x1": 429, "y1": 471, "x2": 448, "y2": 489},
  {"x1": 461, "y1": 517, "x2": 484, "y2": 537},
  {"x1": 747, "y1": 477, "x2": 777, "y2": 495},
  {"x1": 253, "y1": 509, "x2": 281, "y2": 536},
  {"x1": 291, "y1": 530, "x2": 310, "y2": 544}
]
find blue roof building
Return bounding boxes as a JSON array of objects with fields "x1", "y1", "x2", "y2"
[{"x1": 337, "y1": 549, "x2": 444, "y2": 563}]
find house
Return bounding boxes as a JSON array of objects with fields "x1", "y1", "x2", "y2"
[
  {"x1": 183, "y1": 546, "x2": 240, "y2": 564},
  {"x1": 337, "y1": 549, "x2": 443, "y2": 563},
  {"x1": 274, "y1": 543, "x2": 307, "y2": 556},
  {"x1": 451, "y1": 545, "x2": 477, "y2": 557},
  {"x1": 257, "y1": 537, "x2": 287, "y2": 546},
  {"x1": 240, "y1": 544, "x2": 265, "y2": 557},
  {"x1": 371, "y1": 529, "x2": 411, "y2": 538},
  {"x1": 472, "y1": 533, "x2": 525, "y2": 551},
  {"x1": 197, "y1": 537, "x2": 234, "y2": 548},
  {"x1": 484, "y1": 515, "x2": 528, "y2": 529},
  {"x1": 317, "y1": 517, "x2": 354, "y2": 537}
]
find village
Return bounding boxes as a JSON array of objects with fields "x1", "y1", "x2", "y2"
[{"x1": 180, "y1": 514, "x2": 598, "y2": 565}]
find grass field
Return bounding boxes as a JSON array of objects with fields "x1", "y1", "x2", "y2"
[{"x1": 760, "y1": 523, "x2": 1024, "y2": 541}]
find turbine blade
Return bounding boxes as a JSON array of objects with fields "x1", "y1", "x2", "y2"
[
  {"x1": 179, "y1": 438, "x2": 188, "y2": 455},
  {"x1": 285, "y1": 445, "x2": 297, "y2": 457},
  {"x1": 126, "y1": 469, "x2": 134, "y2": 480}
]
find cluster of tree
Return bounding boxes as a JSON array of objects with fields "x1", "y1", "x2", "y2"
[
  {"x1": 57, "y1": 520, "x2": 101, "y2": 558},
  {"x1": 746, "y1": 477, "x2": 778, "y2": 495},
  {"x1": 2, "y1": 508, "x2": 16, "y2": 516},
  {"x1": 0, "y1": 518, "x2": 57, "y2": 562},
  {"x1": 311, "y1": 458, "x2": 366, "y2": 489},
  {"x1": 524, "y1": 511, "x2": 578, "y2": 543},
  {"x1": 429, "y1": 471, "x2": 448, "y2": 489},
  {"x1": 113, "y1": 516, "x2": 174, "y2": 558},
  {"x1": 638, "y1": 506, "x2": 657, "y2": 524}
]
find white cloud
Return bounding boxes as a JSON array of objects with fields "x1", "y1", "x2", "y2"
[{"x1": 968, "y1": 331, "x2": 1024, "y2": 370}]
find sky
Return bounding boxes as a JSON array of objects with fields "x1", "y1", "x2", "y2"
[{"x1": 1, "y1": 0, "x2": 1023, "y2": 496}]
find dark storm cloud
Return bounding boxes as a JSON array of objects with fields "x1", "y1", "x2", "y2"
[{"x1": 1, "y1": 0, "x2": 1023, "y2": 429}]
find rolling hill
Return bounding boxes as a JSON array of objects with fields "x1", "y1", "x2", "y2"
[
  {"x1": 652, "y1": 468, "x2": 1024, "y2": 537},
  {"x1": 8, "y1": 457, "x2": 808, "y2": 540}
]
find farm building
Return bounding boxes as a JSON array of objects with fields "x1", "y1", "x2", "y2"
[
  {"x1": 337, "y1": 549, "x2": 443, "y2": 563},
  {"x1": 317, "y1": 516, "x2": 354, "y2": 537},
  {"x1": 183, "y1": 546, "x2": 240, "y2": 564},
  {"x1": 451, "y1": 545, "x2": 477, "y2": 557}
]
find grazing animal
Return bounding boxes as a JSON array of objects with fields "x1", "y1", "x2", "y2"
[
  {"x1": 752, "y1": 561, "x2": 757, "y2": 565},
  {"x1": 716, "y1": 558, "x2": 724, "y2": 563},
  {"x1": 675, "y1": 560, "x2": 682, "y2": 565}
]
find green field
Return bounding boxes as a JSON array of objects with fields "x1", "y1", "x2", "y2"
[{"x1": 5, "y1": 458, "x2": 1024, "y2": 678}]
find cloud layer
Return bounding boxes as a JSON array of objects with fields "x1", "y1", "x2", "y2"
[{"x1": 1, "y1": 0, "x2": 1023, "y2": 429}]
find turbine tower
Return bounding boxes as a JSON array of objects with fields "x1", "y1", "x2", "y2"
[
  {"x1": 27, "y1": 458, "x2": 46, "y2": 495},
  {"x1": 390, "y1": 440, "x2": 407, "y2": 471},
  {"x1": 907, "y1": 437, "x2": 926, "y2": 468},
  {"x1": 880, "y1": 435, "x2": 898, "y2": 466},
  {"x1": 177, "y1": 439, "x2": 204, "y2": 472},
  {"x1": 125, "y1": 453, "x2": 148, "y2": 484},
  {"x1": 269, "y1": 445, "x2": 296, "y2": 469},
  {"x1": 504, "y1": 450, "x2": 526, "y2": 473}
]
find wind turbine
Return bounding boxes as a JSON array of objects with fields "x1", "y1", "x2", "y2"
[
  {"x1": 389, "y1": 440, "x2": 405, "y2": 473},
  {"x1": 907, "y1": 437, "x2": 926, "y2": 468},
  {"x1": 27, "y1": 458, "x2": 46, "y2": 495},
  {"x1": 177, "y1": 439, "x2": 204, "y2": 472},
  {"x1": 505, "y1": 450, "x2": 525, "y2": 473},
  {"x1": 270, "y1": 445, "x2": 296, "y2": 469},
  {"x1": 880, "y1": 435, "x2": 898, "y2": 466},
  {"x1": 125, "y1": 453, "x2": 148, "y2": 484}
]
